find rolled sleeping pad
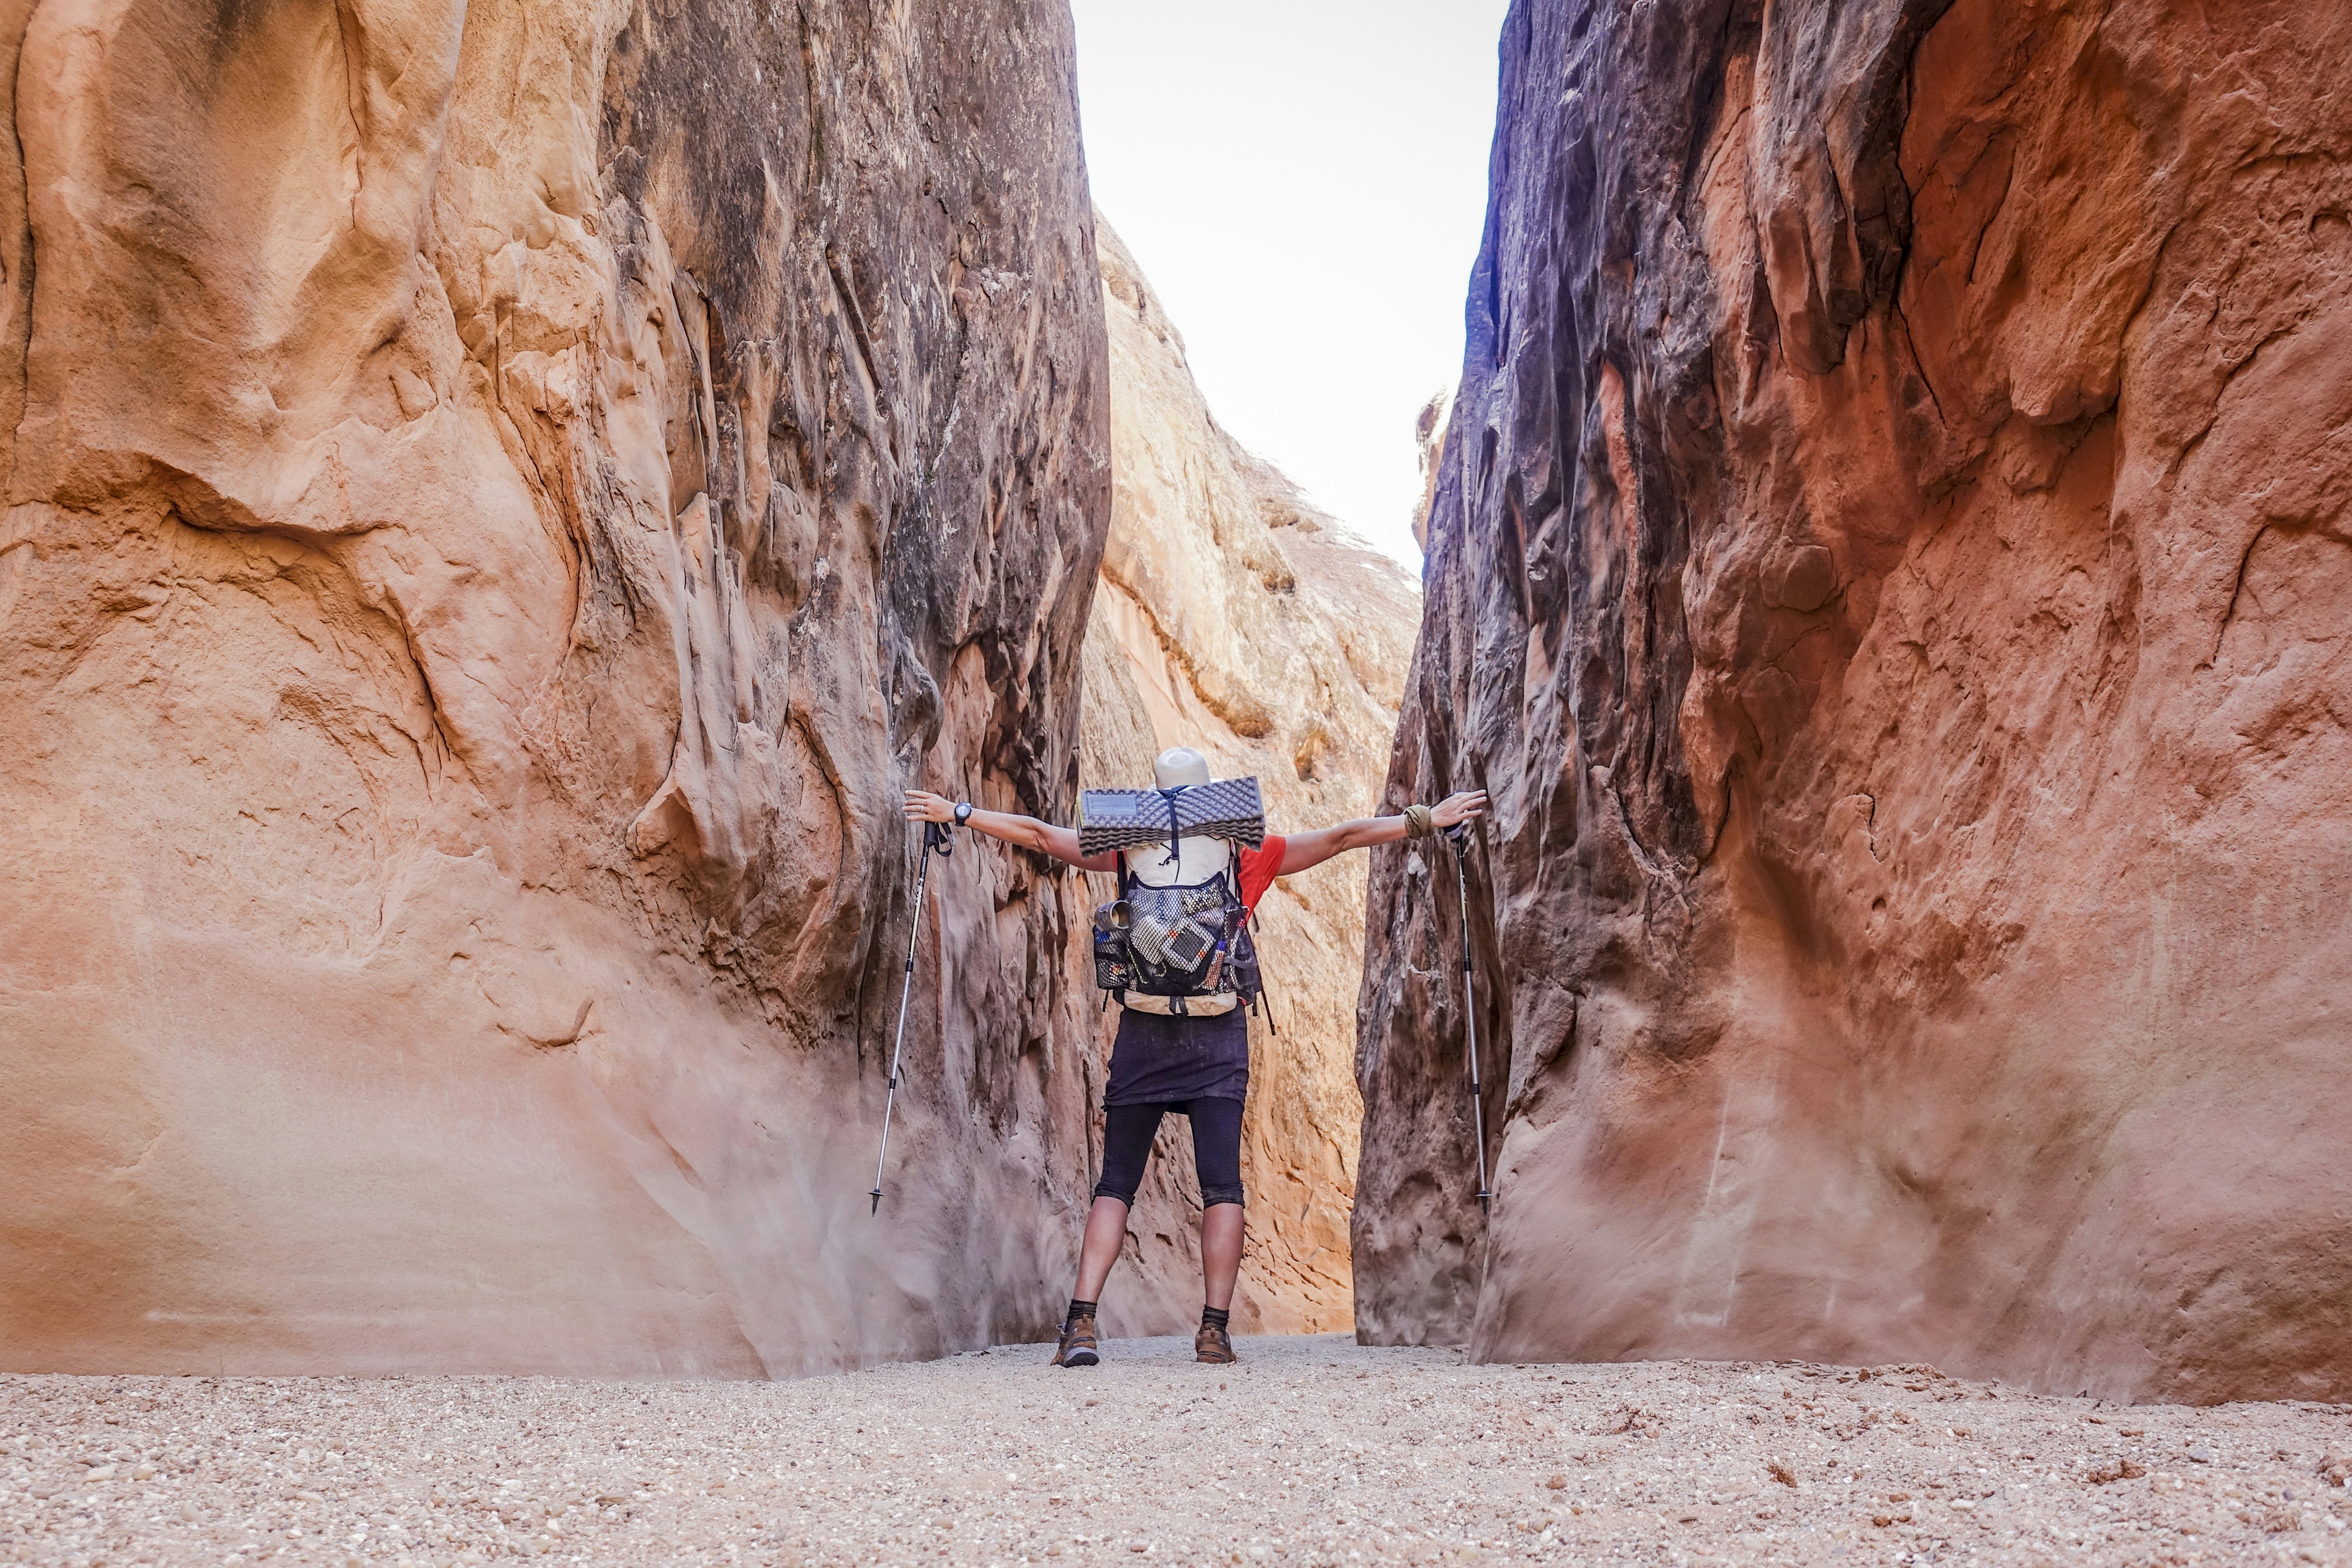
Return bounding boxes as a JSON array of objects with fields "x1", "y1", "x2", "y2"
[{"x1": 1077, "y1": 777, "x2": 1266, "y2": 856}]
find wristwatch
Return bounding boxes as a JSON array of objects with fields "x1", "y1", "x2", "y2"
[{"x1": 953, "y1": 802, "x2": 974, "y2": 828}]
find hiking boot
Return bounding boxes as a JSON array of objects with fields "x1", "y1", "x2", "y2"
[
  {"x1": 1195, "y1": 1320, "x2": 1238, "y2": 1364},
  {"x1": 1051, "y1": 1313, "x2": 1099, "y2": 1369}
]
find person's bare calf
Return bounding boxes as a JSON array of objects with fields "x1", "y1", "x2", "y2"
[{"x1": 1050, "y1": 1196, "x2": 1129, "y2": 1368}]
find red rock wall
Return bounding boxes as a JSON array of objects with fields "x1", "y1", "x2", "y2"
[
  {"x1": 1356, "y1": 0, "x2": 2352, "y2": 1404},
  {"x1": 0, "y1": 0, "x2": 1113, "y2": 1373}
]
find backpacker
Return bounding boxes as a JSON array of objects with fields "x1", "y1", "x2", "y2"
[{"x1": 1091, "y1": 856, "x2": 1263, "y2": 1017}]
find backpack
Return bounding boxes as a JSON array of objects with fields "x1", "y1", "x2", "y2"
[{"x1": 1091, "y1": 849, "x2": 1265, "y2": 1019}]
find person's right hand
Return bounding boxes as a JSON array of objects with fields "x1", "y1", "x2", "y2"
[
  {"x1": 1431, "y1": 789, "x2": 1489, "y2": 830},
  {"x1": 904, "y1": 789, "x2": 956, "y2": 824}
]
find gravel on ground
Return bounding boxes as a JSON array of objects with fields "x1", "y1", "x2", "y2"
[{"x1": 5, "y1": 1333, "x2": 2348, "y2": 1567}]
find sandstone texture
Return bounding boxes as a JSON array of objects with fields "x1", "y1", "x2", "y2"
[
  {"x1": 1075, "y1": 223, "x2": 1420, "y2": 1337},
  {"x1": 0, "y1": 0, "x2": 1116, "y2": 1372},
  {"x1": 1357, "y1": 0, "x2": 2352, "y2": 1404},
  {"x1": 8, "y1": 1343, "x2": 2352, "y2": 1565}
]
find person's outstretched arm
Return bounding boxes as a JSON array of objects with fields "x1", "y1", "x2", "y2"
[
  {"x1": 1277, "y1": 790, "x2": 1489, "y2": 876},
  {"x1": 904, "y1": 789, "x2": 1120, "y2": 872}
]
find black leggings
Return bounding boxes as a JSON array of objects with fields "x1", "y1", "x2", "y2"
[{"x1": 1093, "y1": 1098, "x2": 1245, "y2": 1210}]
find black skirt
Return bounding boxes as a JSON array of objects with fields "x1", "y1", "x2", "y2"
[{"x1": 1104, "y1": 1006, "x2": 1250, "y2": 1107}]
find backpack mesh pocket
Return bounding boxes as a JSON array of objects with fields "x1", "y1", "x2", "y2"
[{"x1": 1092, "y1": 920, "x2": 1133, "y2": 991}]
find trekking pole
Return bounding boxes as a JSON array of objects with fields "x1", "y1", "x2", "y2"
[
  {"x1": 1445, "y1": 822, "x2": 1493, "y2": 1213},
  {"x1": 869, "y1": 819, "x2": 953, "y2": 1215}
]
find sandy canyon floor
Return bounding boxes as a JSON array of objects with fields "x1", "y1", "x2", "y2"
[{"x1": 4, "y1": 1334, "x2": 2348, "y2": 1567}]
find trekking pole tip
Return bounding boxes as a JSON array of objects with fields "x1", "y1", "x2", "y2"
[{"x1": 869, "y1": 1188, "x2": 883, "y2": 1215}]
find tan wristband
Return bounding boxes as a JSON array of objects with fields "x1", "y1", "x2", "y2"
[{"x1": 1403, "y1": 803, "x2": 1434, "y2": 839}]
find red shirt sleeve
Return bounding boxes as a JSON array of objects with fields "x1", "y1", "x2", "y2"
[{"x1": 1235, "y1": 835, "x2": 1285, "y2": 914}]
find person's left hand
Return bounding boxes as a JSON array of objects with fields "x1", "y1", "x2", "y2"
[
  {"x1": 1431, "y1": 789, "x2": 1488, "y2": 830},
  {"x1": 904, "y1": 789, "x2": 956, "y2": 824}
]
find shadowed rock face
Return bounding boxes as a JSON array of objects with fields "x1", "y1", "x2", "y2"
[
  {"x1": 0, "y1": 0, "x2": 1109, "y2": 1373},
  {"x1": 1357, "y1": 0, "x2": 2352, "y2": 1403},
  {"x1": 1077, "y1": 222, "x2": 1421, "y2": 1337}
]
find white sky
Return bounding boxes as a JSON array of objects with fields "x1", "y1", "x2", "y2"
[{"x1": 1069, "y1": 0, "x2": 1513, "y2": 570}]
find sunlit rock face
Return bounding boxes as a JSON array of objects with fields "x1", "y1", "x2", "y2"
[
  {"x1": 1077, "y1": 222, "x2": 1421, "y2": 1336},
  {"x1": 0, "y1": 0, "x2": 1112, "y2": 1373},
  {"x1": 1356, "y1": 0, "x2": 2352, "y2": 1403}
]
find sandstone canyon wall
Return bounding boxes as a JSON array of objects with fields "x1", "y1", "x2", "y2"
[
  {"x1": 0, "y1": 0, "x2": 1119, "y2": 1373},
  {"x1": 1078, "y1": 222, "x2": 1420, "y2": 1337},
  {"x1": 1356, "y1": 0, "x2": 2352, "y2": 1404}
]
